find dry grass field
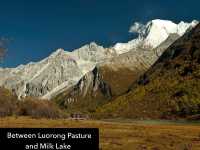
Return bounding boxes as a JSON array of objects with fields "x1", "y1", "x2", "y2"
[{"x1": 0, "y1": 117, "x2": 200, "y2": 150}]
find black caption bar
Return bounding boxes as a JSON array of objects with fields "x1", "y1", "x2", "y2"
[{"x1": 0, "y1": 128, "x2": 99, "y2": 150}]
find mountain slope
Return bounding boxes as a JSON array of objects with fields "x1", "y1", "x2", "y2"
[
  {"x1": 52, "y1": 33, "x2": 181, "y2": 112},
  {"x1": 94, "y1": 23, "x2": 200, "y2": 119}
]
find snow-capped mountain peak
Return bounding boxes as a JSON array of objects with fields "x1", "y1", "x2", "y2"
[{"x1": 114, "y1": 19, "x2": 199, "y2": 54}]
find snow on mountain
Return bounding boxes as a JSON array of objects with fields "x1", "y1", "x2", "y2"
[{"x1": 114, "y1": 19, "x2": 198, "y2": 54}]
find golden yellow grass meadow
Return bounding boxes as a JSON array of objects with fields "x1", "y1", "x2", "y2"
[{"x1": 0, "y1": 117, "x2": 200, "y2": 150}]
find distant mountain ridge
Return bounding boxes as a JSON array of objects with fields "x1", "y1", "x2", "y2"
[{"x1": 0, "y1": 19, "x2": 198, "y2": 100}]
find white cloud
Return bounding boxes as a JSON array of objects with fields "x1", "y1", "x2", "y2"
[{"x1": 129, "y1": 22, "x2": 145, "y2": 34}]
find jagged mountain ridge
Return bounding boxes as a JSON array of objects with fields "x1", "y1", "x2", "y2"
[
  {"x1": 52, "y1": 33, "x2": 182, "y2": 112},
  {"x1": 0, "y1": 43, "x2": 116, "y2": 99},
  {"x1": 0, "y1": 19, "x2": 198, "y2": 99}
]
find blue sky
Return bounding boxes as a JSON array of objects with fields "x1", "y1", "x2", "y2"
[{"x1": 0, "y1": 0, "x2": 199, "y2": 67}]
